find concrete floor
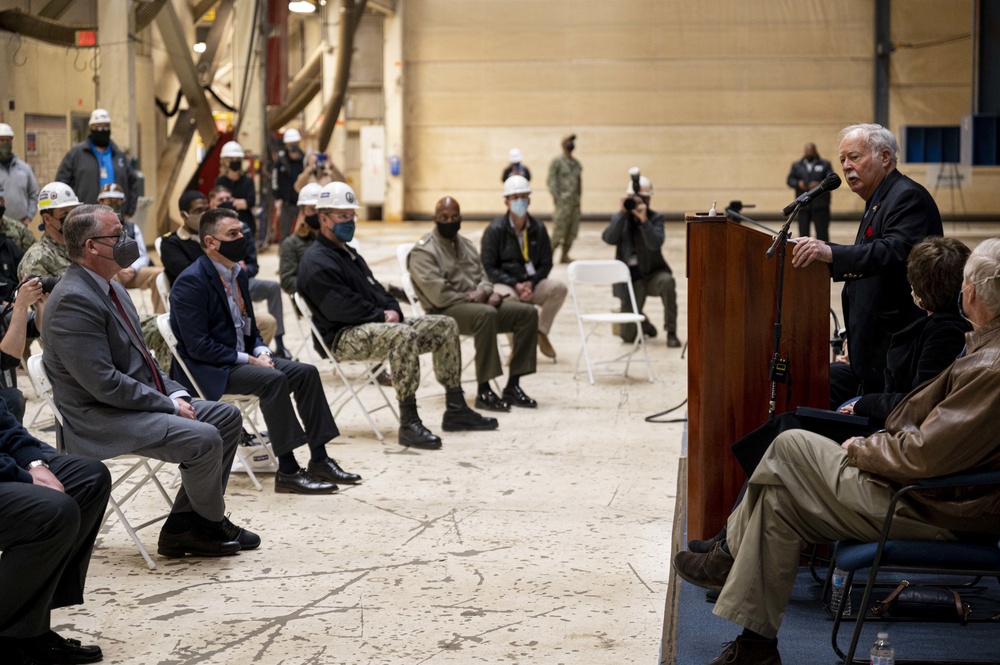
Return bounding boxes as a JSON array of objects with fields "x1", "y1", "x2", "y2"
[{"x1": 22, "y1": 218, "x2": 997, "y2": 664}]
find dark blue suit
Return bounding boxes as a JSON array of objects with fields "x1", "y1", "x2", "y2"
[{"x1": 169, "y1": 255, "x2": 339, "y2": 456}]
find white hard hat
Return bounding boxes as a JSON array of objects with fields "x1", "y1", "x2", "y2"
[
  {"x1": 316, "y1": 181, "x2": 361, "y2": 210},
  {"x1": 0, "y1": 123, "x2": 13, "y2": 138},
  {"x1": 98, "y1": 183, "x2": 125, "y2": 200},
  {"x1": 503, "y1": 175, "x2": 531, "y2": 197},
  {"x1": 508, "y1": 148, "x2": 522, "y2": 163},
  {"x1": 89, "y1": 108, "x2": 111, "y2": 126},
  {"x1": 220, "y1": 141, "x2": 245, "y2": 159},
  {"x1": 297, "y1": 182, "x2": 323, "y2": 207},
  {"x1": 626, "y1": 175, "x2": 653, "y2": 197},
  {"x1": 283, "y1": 128, "x2": 302, "y2": 144},
  {"x1": 38, "y1": 182, "x2": 81, "y2": 211}
]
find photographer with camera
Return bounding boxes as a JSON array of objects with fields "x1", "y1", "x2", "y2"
[
  {"x1": 294, "y1": 151, "x2": 347, "y2": 193},
  {"x1": 602, "y1": 169, "x2": 681, "y2": 348},
  {"x1": 0, "y1": 275, "x2": 47, "y2": 421}
]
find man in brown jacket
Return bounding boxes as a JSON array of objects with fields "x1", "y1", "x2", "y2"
[{"x1": 675, "y1": 238, "x2": 1000, "y2": 664}]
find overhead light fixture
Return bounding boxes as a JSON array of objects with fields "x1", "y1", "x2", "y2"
[
  {"x1": 288, "y1": 1, "x2": 316, "y2": 13},
  {"x1": 193, "y1": 42, "x2": 207, "y2": 53}
]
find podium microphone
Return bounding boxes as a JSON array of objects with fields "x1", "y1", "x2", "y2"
[{"x1": 781, "y1": 172, "x2": 841, "y2": 216}]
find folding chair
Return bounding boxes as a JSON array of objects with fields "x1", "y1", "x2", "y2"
[
  {"x1": 155, "y1": 271, "x2": 171, "y2": 313},
  {"x1": 829, "y1": 470, "x2": 1000, "y2": 664},
  {"x1": 293, "y1": 292, "x2": 399, "y2": 442},
  {"x1": 567, "y1": 260, "x2": 655, "y2": 385},
  {"x1": 27, "y1": 354, "x2": 173, "y2": 570},
  {"x1": 155, "y1": 314, "x2": 276, "y2": 489}
]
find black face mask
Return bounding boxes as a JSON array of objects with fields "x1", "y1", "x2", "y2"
[
  {"x1": 214, "y1": 235, "x2": 247, "y2": 263},
  {"x1": 94, "y1": 232, "x2": 140, "y2": 269},
  {"x1": 218, "y1": 200, "x2": 236, "y2": 211},
  {"x1": 229, "y1": 160, "x2": 242, "y2": 172},
  {"x1": 565, "y1": 141, "x2": 575, "y2": 153},
  {"x1": 304, "y1": 213, "x2": 320, "y2": 230},
  {"x1": 90, "y1": 129, "x2": 111, "y2": 148},
  {"x1": 436, "y1": 221, "x2": 461, "y2": 239}
]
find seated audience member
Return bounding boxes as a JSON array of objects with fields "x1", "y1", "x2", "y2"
[
  {"x1": 673, "y1": 238, "x2": 1000, "y2": 665},
  {"x1": 160, "y1": 190, "x2": 277, "y2": 345},
  {"x1": 686, "y1": 236, "x2": 973, "y2": 555},
  {"x1": 98, "y1": 183, "x2": 165, "y2": 313},
  {"x1": 0, "y1": 398, "x2": 111, "y2": 665},
  {"x1": 42, "y1": 204, "x2": 256, "y2": 559},
  {"x1": 0, "y1": 276, "x2": 45, "y2": 421},
  {"x1": 601, "y1": 173, "x2": 681, "y2": 347},
  {"x1": 17, "y1": 182, "x2": 79, "y2": 282},
  {"x1": 297, "y1": 182, "x2": 498, "y2": 450},
  {"x1": 792, "y1": 124, "x2": 943, "y2": 407},
  {"x1": 209, "y1": 186, "x2": 291, "y2": 359},
  {"x1": 169, "y1": 208, "x2": 360, "y2": 494},
  {"x1": 278, "y1": 182, "x2": 323, "y2": 296},
  {"x1": 408, "y1": 196, "x2": 539, "y2": 413},
  {"x1": 481, "y1": 175, "x2": 567, "y2": 360}
]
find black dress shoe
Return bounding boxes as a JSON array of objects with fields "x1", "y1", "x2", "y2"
[
  {"x1": 474, "y1": 388, "x2": 510, "y2": 412},
  {"x1": 219, "y1": 516, "x2": 261, "y2": 550},
  {"x1": 157, "y1": 525, "x2": 241, "y2": 558},
  {"x1": 18, "y1": 631, "x2": 103, "y2": 664},
  {"x1": 442, "y1": 405, "x2": 499, "y2": 432},
  {"x1": 502, "y1": 385, "x2": 538, "y2": 408},
  {"x1": 274, "y1": 469, "x2": 339, "y2": 494},
  {"x1": 688, "y1": 525, "x2": 726, "y2": 554},
  {"x1": 273, "y1": 347, "x2": 294, "y2": 360},
  {"x1": 308, "y1": 458, "x2": 362, "y2": 484},
  {"x1": 398, "y1": 421, "x2": 443, "y2": 449},
  {"x1": 666, "y1": 332, "x2": 682, "y2": 348},
  {"x1": 640, "y1": 317, "x2": 658, "y2": 338}
]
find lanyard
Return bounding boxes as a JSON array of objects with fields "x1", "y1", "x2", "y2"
[
  {"x1": 219, "y1": 275, "x2": 247, "y2": 315},
  {"x1": 520, "y1": 227, "x2": 530, "y2": 262}
]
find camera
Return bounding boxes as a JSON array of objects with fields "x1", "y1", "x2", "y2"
[
  {"x1": 24, "y1": 274, "x2": 60, "y2": 294},
  {"x1": 624, "y1": 168, "x2": 644, "y2": 212},
  {"x1": 316, "y1": 152, "x2": 328, "y2": 164}
]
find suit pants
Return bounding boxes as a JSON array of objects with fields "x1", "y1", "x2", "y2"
[
  {"x1": 713, "y1": 429, "x2": 955, "y2": 639},
  {"x1": 492, "y1": 278, "x2": 568, "y2": 336},
  {"x1": 438, "y1": 301, "x2": 537, "y2": 384},
  {"x1": 797, "y1": 204, "x2": 831, "y2": 242},
  {"x1": 618, "y1": 270, "x2": 678, "y2": 341},
  {"x1": 249, "y1": 278, "x2": 285, "y2": 337},
  {"x1": 119, "y1": 266, "x2": 166, "y2": 314},
  {"x1": 132, "y1": 400, "x2": 242, "y2": 522},
  {"x1": 0, "y1": 454, "x2": 111, "y2": 638},
  {"x1": 225, "y1": 358, "x2": 339, "y2": 457},
  {"x1": 333, "y1": 315, "x2": 462, "y2": 401}
]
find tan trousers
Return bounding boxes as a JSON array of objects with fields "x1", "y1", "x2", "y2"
[
  {"x1": 120, "y1": 266, "x2": 166, "y2": 314},
  {"x1": 492, "y1": 278, "x2": 568, "y2": 336},
  {"x1": 713, "y1": 429, "x2": 956, "y2": 639},
  {"x1": 254, "y1": 305, "x2": 277, "y2": 346}
]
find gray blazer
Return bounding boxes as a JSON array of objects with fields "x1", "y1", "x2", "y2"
[{"x1": 41, "y1": 263, "x2": 186, "y2": 459}]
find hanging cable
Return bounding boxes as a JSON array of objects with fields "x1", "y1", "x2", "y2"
[{"x1": 645, "y1": 398, "x2": 688, "y2": 424}]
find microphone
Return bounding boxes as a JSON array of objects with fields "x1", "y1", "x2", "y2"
[{"x1": 781, "y1": 172, "x2": 841, "y2": 216}]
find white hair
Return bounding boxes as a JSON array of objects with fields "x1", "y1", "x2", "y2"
[
  {"x1": 838, "y1": 123, "x2": 899, "y2": 165},
  {"x1": 964, "y1": 238, "x2": 1000, "y2": 317}
]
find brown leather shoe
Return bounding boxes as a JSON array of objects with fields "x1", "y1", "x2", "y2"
[
  {"x1": 537, "y1": 331, "x2": 556, "y2": 359},
  {"x1": 708, "y1": 635, "x2": 782, "y2": 665},
  {"x1": 672, "y1": 541, "x2": 734, "y2": 591}
]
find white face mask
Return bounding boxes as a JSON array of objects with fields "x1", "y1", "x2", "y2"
[{"x1": 510, "y1": 198, "x2": 529, "y2": 217}]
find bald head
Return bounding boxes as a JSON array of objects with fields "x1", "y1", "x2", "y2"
[
  {"x1": 804, "y1": 143, "x2": 818, "y2": 160},
  {"x1": 434, "y1": 197, "x2": 460, "y2": 220}
]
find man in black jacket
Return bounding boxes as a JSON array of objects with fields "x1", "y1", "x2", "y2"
[
  {"x1": 297, "y1": 183, "x2": 497, "y2": 451},
  {"x1": 792, "y1": 123, "x2": 944, "y2": 405},
  {"x1": 786, "y1": 142, "x2": 835, "y2": 241},
  {"x1": 481, "y1": 176, "x2": 566, "y2": 359},
  {"x1": 602, "y1": 174, "x2": 681, "y2": 348},
  {"x1": 55, "y1": 109, "x2": 138, "y2": 218}
]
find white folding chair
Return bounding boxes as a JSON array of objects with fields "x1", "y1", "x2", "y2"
[
  {"x1": 155, "y1": 314, "x2": 276, "y2": 488},
  {"x1": 27, "y1": 354, "x2": 173, "y2": 570},
  {"x1": 155, "y1": 271, "x2": 171, "y2": 313},
  {"x1": 567, "y1": 260, "x2": 655, "y2": 385},
  {"x1": 293, "y1": 292, "x2": 399, "y2": 442}
]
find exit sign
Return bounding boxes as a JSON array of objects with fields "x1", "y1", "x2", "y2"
[{"x1": 75, "y1": 30, "x2": 97, "y2": 47}]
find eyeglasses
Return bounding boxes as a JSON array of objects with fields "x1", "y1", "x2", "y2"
[{"x1": 90, "y1": 231, "x2": 126, "y2": 242}]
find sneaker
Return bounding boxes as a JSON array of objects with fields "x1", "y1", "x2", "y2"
[{"x1": 708, "y1": 635, "x2": 782, "y2": 665}]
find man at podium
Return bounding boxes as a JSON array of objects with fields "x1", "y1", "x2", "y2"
[{"x1": 790, "y1": 124, "x2": 943, "y2": 407}]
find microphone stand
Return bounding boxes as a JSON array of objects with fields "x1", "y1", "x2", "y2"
[{"x1": 764, "y1": 206, "x2": 801, "y2": 419}]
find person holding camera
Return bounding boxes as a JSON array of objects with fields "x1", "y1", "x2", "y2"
[
  {"x1": 0, "y1": 276, "x2": 46, "y2": 421},
  {"x1": 215, "y1": 141, "x2": 258, "y2": 240},
  {"x1": 294, "y1": 151, "x2": 346, "y2": 192},
  {"x1": 602, "y1": 171, "x2": 681, "y2": 348}
]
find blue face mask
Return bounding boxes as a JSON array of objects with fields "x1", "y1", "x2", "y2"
[
  {"x1": 510, "y1": 198, "x2": 529, "y2": 217},
  {"x1": 333, "y1": 220, "x2": 356, "y2": 243}
]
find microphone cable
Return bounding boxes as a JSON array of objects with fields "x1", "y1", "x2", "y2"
[{"x1": 645, "y1": 398, "x2": 688, "y2": 423}]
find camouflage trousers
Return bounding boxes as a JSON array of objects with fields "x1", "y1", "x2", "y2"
[
  {"x1": 550, "y1": 199, "x2": 581, "y2": 253},
  {"x1": 333, "y1": 315, "x2": 461, "y2": 401}
]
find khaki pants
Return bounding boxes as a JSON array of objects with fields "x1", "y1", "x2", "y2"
[
  {"x1": 254, "y1": 305, "x2": 277, "y2": 345},
  {"x1": 492, "y1": 278, "x2": 567, "y2": 336},
  {"x1": 714, "y1": 429, "x2": 956, "y2": 638},
  {"x1": 120, "y1": 266, "x2": 166, "y2": 314},
  {"x1": 437, "y1": 301, "x2": 537, "y2": 384}
]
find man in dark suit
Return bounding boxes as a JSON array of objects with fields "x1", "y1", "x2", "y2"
[
  {"x1": 786, "y1": 142, "x2": 835, "y2": 241},
  {"x1": 0, "y1": 399, "x2": 111, "y2": 665},
  {"x1": 792, "y1": 123, "x2": 944, "y2": 406},
  {"x1": 42, "y1": 204, "x2": 256, "y2": 559},
  {"x1": 168, "y1": 208, "x2": 360, "y2": 495}
]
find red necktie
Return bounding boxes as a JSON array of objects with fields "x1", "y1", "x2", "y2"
[{"x1": 108, "y1": 284, "x2": 165, "y2": 393}]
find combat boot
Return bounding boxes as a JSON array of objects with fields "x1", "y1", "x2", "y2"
[
  {"x1": 442, "y1": 388, "x2": 499, "y2": 432},
  {"x1": 398, "y1": 397, "x2": 442, "y2": 449}
]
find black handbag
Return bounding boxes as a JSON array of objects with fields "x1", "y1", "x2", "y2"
[{"x1": 872, "y1": 579, "x2": 971, "y2": 625}]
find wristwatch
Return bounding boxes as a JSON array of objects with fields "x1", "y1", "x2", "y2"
[{"x1": 27, "y1": 459, "x2": 49, "y2": 470}]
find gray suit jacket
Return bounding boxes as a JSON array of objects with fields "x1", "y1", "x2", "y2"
[{"x1": 41, "y1": 263, "x2": 186, "y2": 459}]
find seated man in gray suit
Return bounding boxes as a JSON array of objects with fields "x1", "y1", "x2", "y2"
[{"x1": 41, "y1": 204, "x2": 257, "y2": 559}]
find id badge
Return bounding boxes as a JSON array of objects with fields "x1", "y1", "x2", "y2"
[
  {"x1": 100, "y1": 167, "x2": 109, "y2": 180},
  {"x1": 525, "y1": 261, "x2": 536, "y2": 276}
]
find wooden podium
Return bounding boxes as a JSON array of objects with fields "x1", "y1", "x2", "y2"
[{"x1": 685, "y1": 213, "x2": 830, "y2": 540}]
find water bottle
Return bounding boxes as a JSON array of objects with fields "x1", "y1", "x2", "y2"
[
  {"x1": 870, "y1": 631, "x2": 894, "y2": 665},
  {"x1": 830, "y1": 567, "x2": 852, "y2": 616}
]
